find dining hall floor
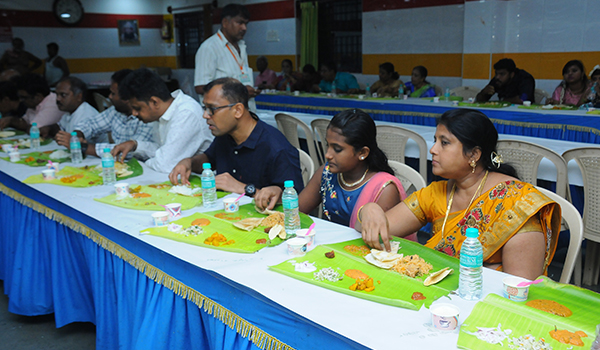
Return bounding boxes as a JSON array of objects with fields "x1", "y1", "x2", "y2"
[{"x1": 0, "y1": 245, "x2": 598, "y2": 349}]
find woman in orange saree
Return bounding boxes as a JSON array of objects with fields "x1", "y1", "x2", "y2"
[{"x1": 357, "y1": 109, "x2": 561, "y2": 280}]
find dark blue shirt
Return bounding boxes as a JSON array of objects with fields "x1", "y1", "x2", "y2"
[{"x1": 204, "y1": 118, "x2": 304, "y2": 191}]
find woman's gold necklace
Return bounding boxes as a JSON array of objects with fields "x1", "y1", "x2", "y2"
[
  {"x1": 339, "y1": 167, "x2": 369, "y2": 187},
  {"x1": 439, "y1": 170, "x2": 489, "y2": 240}
]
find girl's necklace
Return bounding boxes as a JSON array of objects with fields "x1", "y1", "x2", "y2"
[
  {"x1": 439, "y1": 171, "x2": 489, "y2": 240},
  {"x1": 339, "y1": 167, "x2": 369, "y2": 187}
]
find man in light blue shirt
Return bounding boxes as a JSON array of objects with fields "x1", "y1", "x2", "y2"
[{"x1": 318, "y1": 61, "x2": 360, "y2": 94}]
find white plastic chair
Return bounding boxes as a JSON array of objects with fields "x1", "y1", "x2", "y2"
[
  {"x1": 376, "y1": 124, "x2": 428, "y2": 182},
  {"x1": 388, "y1": 160, "x2": 426, "y2": 196},
  {"x1": 298, "y1": 148, "x2": 315, "y2": 188},
  {"x1": 536, "y1": 187, "x2": 584, "y2": 285},
  {"x1": 449, "y1": 86, "x2": 480, "y2": 100},
  {"x1": 93, "y1": 92, "x2": 112, "y2": 112},
  {"x1": 496, "y1": 140, "x2": 568, "y2": 199},
  {"x1": 310, "y1": 118, "x2": 331, "y2": 166},
  {"x1": 275, "y1": 113, "x2": 320, "y2": 169},
  {"x1": 562, "y1": 147, "x2": 600, "y2": 285},
  {"x1": 534, "y1": 88, "x2": 550, "y2": 105}
]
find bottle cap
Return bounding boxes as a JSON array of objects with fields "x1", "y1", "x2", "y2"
[
  {"x1": 466, "y1": 227, "x2": 479, "y2": 238},
  {"x1": 103, "y1": 148, "x2": 110, "y2": 153},
  {"x1": 71, "y1": 131, "x2": 77, "y2": 136},
  {"x1": 202, "y1": 163, "x2": 211, "y2": 169},
  {"x1": 32, "y1": 122, "x2": 37, "y2": 126},
  {"x1": 284, "y1": 180, "x2": 294, "y2": 188}
]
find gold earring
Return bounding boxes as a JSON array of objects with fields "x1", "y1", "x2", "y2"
[{"x1": 470, "y1": 160, "x2": 476, "y2": 173}]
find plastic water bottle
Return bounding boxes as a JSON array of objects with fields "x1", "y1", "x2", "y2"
[
  {"x1": 591, "y1": 324, "x2": 600, "y2": 350},
  {"x1": 286, "y1": 83, "x2": 291, "y2": 93},
  {"x1": 101, "y1": 148, "x2": 116, "y2": 185},
  {"x1": 366, "y1": 84, "x2": 371, "y2": 97},
  {"x1": 70, "y1": 131, "x2": 83, "y2": 164},
  {"x1": 459, "y1": 227, "x2": 483, "y2": 300},
  {"x1": 445, "y1": 87, "x2": 451, "y2": 101},
  {"x1": 30, "y1": 122, "x2": 40, "y2": 149},
  {"x1": 201, "y1": 162, "x2": 217, "y2": 208},
  {"x1": 398, "y1": 85, "x2": 404, "y2": 99},
  {"x1": 282, "y1": 180, "x2": 301, "y2": 236},
  {"x1": 331, "y1": 81, "x2": 337, "y2": 96}
]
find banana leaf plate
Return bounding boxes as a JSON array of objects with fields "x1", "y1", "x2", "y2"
[{"x1": 1, "y1": 150, "x2": 71, "y2": 166}]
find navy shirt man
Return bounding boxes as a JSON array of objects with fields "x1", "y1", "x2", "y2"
[
  {"x1": 169, "y1": 77, "x2": 303, "y2": 209},
  {"x1": 476, "y1": 58, "x2": 535, "y2": 104}
]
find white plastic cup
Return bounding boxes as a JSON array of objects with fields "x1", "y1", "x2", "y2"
[
  {"x1": 114, "y1": 182, "x2": 130, "y2": 199},
  {"x1": 403, "y1": 94, "x2": 408, "y2": 100},
  {"x1": 452, "y1": 100, "x2": 459, "y2": 107},
  {"x1": 9, "y1": 150, "x2": 20, "y2": 162},
  {"x1": 152, "y1": 212, "x2": 169, "y2": 226},
  {"x1": 502, "y1": 276, "x2": 530, "y2": 302},
  {"x1": 433, "y1": 97, "x2": 440, "y2": 103},
  {"x1": 294, "y1": 90, "x2": 300, "y2": 96},
  {"x1": 42, "y1": 169, "x2": 56, "y2": 180},
  {"x1": 430, "y1": 303, "x2": 460, "y2": 331},
  {"x1": 523, "y1": 101, "x2": 532, "y2": 107},
  {"x1": 468, "y1": 97, "x2": 475, "y2": 103},
  {"x1": 296, "y1": 228, "x2": 316, "y2": 248},
  {"x1": 223, "y1": 198, "x2": 240, "y2": 212},
  {"x1": 2, "y1": 144, "x2": 12, "y2": 153},
  {"x1": 165, "y1": 203, "x2": 182, "y2": 220},
  {"x1": 286, "y1": 237, "x2": 308, "y2": 257}
]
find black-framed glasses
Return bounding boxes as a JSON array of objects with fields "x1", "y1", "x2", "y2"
[{"x1": 201, "y1": 103, "x2": 236, "y2": 116}]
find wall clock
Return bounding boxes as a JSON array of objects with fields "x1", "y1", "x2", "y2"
[{"x1": 53, "y1": 0, "x2": 84, "y2": 26}]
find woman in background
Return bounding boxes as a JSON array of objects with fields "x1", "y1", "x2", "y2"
[
  {"x1": 370, "y1": 62, "x2": 403, "y2": 97},
  {"x1": 548, "y1": 60, "x2": 590, "y2": 107},
  {"x1": 275, "y1": 59, "x2": 303, "y2": 91},
  {"x1": 404, "y1": 66, "x2": 436, "y2": 98}
]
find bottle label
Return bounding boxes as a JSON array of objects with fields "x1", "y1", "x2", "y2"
[
  {"x1": 70, "y1": 142, "x2": 81, "y2": 150},
  {"x1": 30, "y1": 131, "x2": 39, "y2": 138},
  {"x1": 283, "y1": 197, "x2": 299, "y2": 210},
  {"x1": 201, "y1": 178, "x2": 215, "y2": 189},
  {"x1": 102, "y1": 158, "x2": 114, "y2": 168},
  {"x1": 460, "y1": 253, "x2": 483, "y2": 268}
]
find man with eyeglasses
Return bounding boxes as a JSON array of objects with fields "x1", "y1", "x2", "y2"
[
  {"x1": 169, "y1": 77, "x2": 303, "y2": 209},
  {"x1": 194, "y1": 4, "x2": 259, "y2": 111},
  {"x1": 0, "y1": 73, "x2": 62, "y2": 132},
  {"x1": 111, "y1": 69, "x2": 212, "y2": 173}
]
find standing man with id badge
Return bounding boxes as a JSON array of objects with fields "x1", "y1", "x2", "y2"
[{"x1": 194, "y1": 4, "x2": 259, "y2": 111}]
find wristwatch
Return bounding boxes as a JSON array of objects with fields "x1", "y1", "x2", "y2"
[
  {"x1": 244, "y1": 184, "x2": 256, "y2": 197},
  {"x1": 81, "y1": 141, "x2": 88, "y2": 155}
]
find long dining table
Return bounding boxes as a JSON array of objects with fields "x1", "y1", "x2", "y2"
[
  {"x1": 0, "y1": 138, "x2": 522, "y2": 350},
  {"x1": 255, "y1": 93, "x2": 600, "y2": 143}
]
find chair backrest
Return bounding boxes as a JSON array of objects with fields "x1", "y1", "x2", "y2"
[
  {"x1": 536, "y1": 186, "x2": 583, "y2": 284},
  {"x1": 562, "y1": 147, "x2": 600, "y2": 243},
  {"x1": 93, "y1": 92, "x2": 112, "y2": 112},
  {"x1": 376, "y1": 124, "x2": 428, "y2": 182},
  {"x1": 310, "y1": 118, "x2": 331, "y2": 166},
  {"x1": 449, "y1": 86, "x2": 480, "y2": 99},
  {"x1": 534, "y1": 88, "x2": 550, "y2": 104},
  {"x1": 298, "y1": 148, "x2": 315, "y2": 187},
  {"x1": 275, "y1": 113, "x2": 320, "y2": 168},
  {"x1": 388, "y1": 160, "x2": 427, "y2": 196},
  {"x1": 433, "y1": 85, "x2": 443, "y2": 96},
  {"x1": 496, "y1": 139, "x2": 568, "y2": 198}
]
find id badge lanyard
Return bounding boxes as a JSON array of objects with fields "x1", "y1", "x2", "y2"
[{"x1": 217, "y1": 32, "x2": 251, "y2": 85}]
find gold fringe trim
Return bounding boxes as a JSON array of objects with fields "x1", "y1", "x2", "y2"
[
  {"x1": 259, "y1": 101, "x2": 600, "y2": 138},
  {"x1": 0, "y1": 182, "x2": 295, "y2": 350}
]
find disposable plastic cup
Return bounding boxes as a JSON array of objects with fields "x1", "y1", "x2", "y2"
[
  {"x1": 502, "y1": 276, "x2": 530, "y2": 302},
  {"x1": 430, "y1": 303, "x2": 460, "y2": 331},
  {"x1": 164, "y1": 203, "x2": 182, "y2": 220},
  {"x1": 223, "y1": 198, "x2": 240, "y2": 212},
  {"x1": 152, "y1": 212, "x2": 169, "y2": 226},
  {"x1": 296, "y1": 228, "x2": 316, "y2": 248},
  {"x1": 523, "y1": 101, "x2": 532, "y2": 107},
  {"x1": 114, "y1": 182, "x2": 130, "y2": 199},
  {"x1": 433, "y1": 97, "x2": 440, "y2": 103},
  {"x1": 9, "y1": 151, "x2": 20, "y2": 162},
  {"x1": 42, "y1": 169, "x2": 56, "y2": 180},
  {"x1": 286, "y1": 237, "x2": 307, "y2": 257}
]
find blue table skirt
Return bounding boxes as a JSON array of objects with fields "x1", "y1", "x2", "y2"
[
  {"x1": 0, "y1": 171, "x2": 367, "y2": 350},
  {"x1": 256, "y1": 94, "x2": 600, "y2": 143}
]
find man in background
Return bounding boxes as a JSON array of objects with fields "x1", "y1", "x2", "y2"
[
  {"x1": 0, "y1": 73, "x2": 62, "y2": 132},
  {"x1": 476, "y1": 58, "x2": 535, "y2": 104},
  {"x1": 55, "y1": 69, "x2": 154, "y2": 158},
  {"x1": 0, "y1": 38, "x2": 42, "y2": 74},
  {"x1": 194, "y1": 4, "x2": 259, "y2": 110},
  {"x1": 316, "y1": 61, "x2": 360, "y2": 94},
  {"x1": 112, "y1": 69, "x2": 213, "y2": 173},
  {"x1": 44, "y1": 42, "x2": 69, "y2": 87},
  {"x1": 256, "y1": 56, "x2": 277, "y2": 89}
]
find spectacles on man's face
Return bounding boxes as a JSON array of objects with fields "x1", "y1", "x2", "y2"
[{"x1": 201, "y1": 103, "x2": 236, "y2": 116}]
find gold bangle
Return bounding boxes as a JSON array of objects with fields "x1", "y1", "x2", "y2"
[{"x1": 357, "y1": 205, "x2": 365, "y2": 224}]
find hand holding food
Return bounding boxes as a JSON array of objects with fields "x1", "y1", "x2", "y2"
[
  {"x1": 111, "y1": 140, "x2": 136, "y2": 163},
  {"x1": 254, "y1": 185, "x2": 282, "y2": 211},
  {"x1": 359, "y1": 202, "x2": 392, "y2": 252},
  {"x1": 169, "y1": 157, "x2": 193, "y2": 185}
]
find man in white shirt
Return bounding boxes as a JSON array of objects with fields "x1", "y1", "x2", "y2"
[
  {"x1": 40, "y1": 76, "x2": 104, "y2": 144},
  {"x1": 194, "y1": 4, "x2": 259, "y2": 110},
  {"x1": 112, "y1": 68, "x2": 213, "y2": 173}
]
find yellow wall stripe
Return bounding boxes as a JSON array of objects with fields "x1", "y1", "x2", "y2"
[
  {"x1": 363, "y1": 54, "x2": 463, "y2": 77},
  {"x1": 66, "y1": 56, "x2": 178, "y2": 74},
  {"x1": 462, "y1": 53, "x2": 491, "y2": 80}
]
